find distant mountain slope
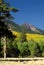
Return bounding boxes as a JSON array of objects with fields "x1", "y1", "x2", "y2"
[
  {"x1": 4, "y1": 21, "x2": 22, "y2": 32},
  {"x1": 21, "y1": 23, "x2": 44, "y2": 34},
  {"x1": 4, "y1": 21, "x2": 44, "y2": 34}
]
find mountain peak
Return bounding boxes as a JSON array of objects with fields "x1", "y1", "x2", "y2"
[
  {"x1": 22, "y1": 23, "x2": 44, "y2": 34},
  {"x1": 23, "y1": 23, "x2": 34, "y2": 29},
  {"x1": 3, "y1": 21, "x2": 44, "y2": 34}
]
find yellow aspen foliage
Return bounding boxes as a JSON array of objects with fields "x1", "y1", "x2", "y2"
[{"x1": 12, "y1": 31, "x2": 44, "y2": 42}]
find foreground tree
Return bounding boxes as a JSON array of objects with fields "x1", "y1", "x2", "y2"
[
  {"x1": 17, "y1": 41, "x2": 30, "y2": 57},
  {"x1": 28, "y1": 40, "x2": 40, "y2": 57},
  {"x1": 39, "y1": 41, "x2": 44, "y2": 57},
  {"x1": 0, "y1": 0, "x2": 18, "y2": 58},
  {"x1": 6, "y1": 40, "x2": 20, "y2": 57}
]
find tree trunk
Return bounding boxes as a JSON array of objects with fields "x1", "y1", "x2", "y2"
[
  {"x1": 4, "y1": 36, "x2": 6, "y2": 58},
  {"x1": 1, "y1": 36, "x2": 7, "y2": 58}
]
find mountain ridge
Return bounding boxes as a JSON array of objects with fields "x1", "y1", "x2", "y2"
[
  {"x1": 21, "y1": 23, "x2": 44, "y2": 34},
  {"x1": 3, "y1": 21, "x2": 44, "y2": 34}
]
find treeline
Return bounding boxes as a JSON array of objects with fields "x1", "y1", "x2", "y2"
[{"x1": 0, "y1": 39, "x2": 44, "y2": 58}]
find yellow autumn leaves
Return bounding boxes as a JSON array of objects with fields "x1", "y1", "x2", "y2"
[
  {"x1": 12, "y1": 30, "x2": 44, "y2": 42},
  {"x1": 26, "y1": 34, "x2": 44, "y2": 42}
]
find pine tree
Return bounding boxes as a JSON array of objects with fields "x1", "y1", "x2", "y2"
[{"x1": 0, "y1": 0, "x2": 18, "y2": 58}]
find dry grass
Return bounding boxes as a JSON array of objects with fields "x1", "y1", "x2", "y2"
[{"x1": 0, "y1": 60, "x2": 44, "y2": 65}]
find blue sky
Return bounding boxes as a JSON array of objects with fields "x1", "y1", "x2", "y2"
[{"x1": 5, "y1": 0, "x2": 44, "y2": 30}]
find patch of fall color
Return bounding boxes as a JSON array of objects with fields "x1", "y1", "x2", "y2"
[
  {"x1": 12, "y1": 31, "x2": 44, "y2": 42},
  {"x1": 11, "y1": 31, "x2": 20, "y2": 36},
  {"x1": 26, "y1": 33, "x2": 44, "y2": 42}
]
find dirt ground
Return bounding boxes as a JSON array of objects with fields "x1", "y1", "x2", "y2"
[{"x1": 0, "y1": 60, "x2": 44, "y2": 65}]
